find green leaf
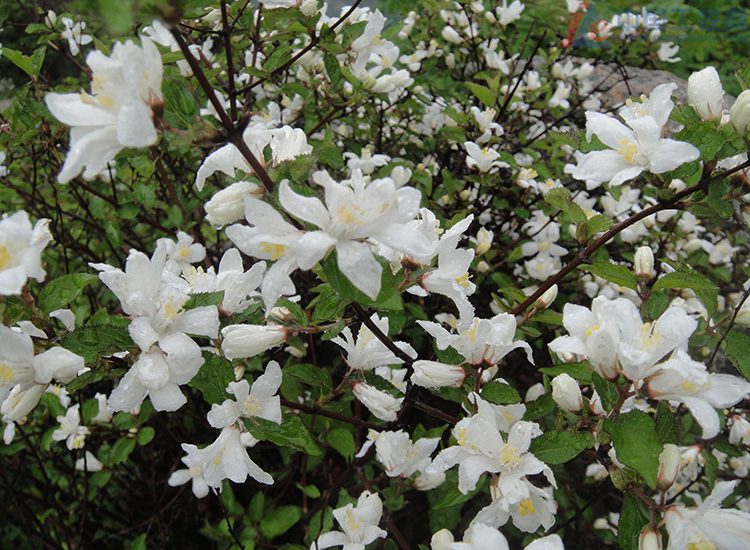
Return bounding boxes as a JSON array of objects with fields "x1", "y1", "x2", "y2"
[
  {"x1": 543, "y1": 188, "x2": 586, "y2": 223},
  {"x1": 297, "y1": 483, "x2": 321, "y2": 498},
  {"x1": 674, "y1": 121, "x2": 726, "y2": 160},
  {"x1": 38, "y1": 273, "x2": 99, "y2": 313},
  {"x1": 183, "y1": 291, "x2": 224, "y2": 310},
  {"x1": 188, "y1": 352, "x2": 235, "y2": 405},
  {"x1": 260, "y1": 506, "x2": 302, "y2": 539},
  {"x1": 737, "y1": 61, "x2": 750, "y2": 91},
  {"x1": 724, "y1": 329, "x2": 750, "y2": 379},
  {"x1": 585, "y1": 214, "x2": 613, "y2": 239},
  {"x1": 67, "y1": 368, "x2": 108, "y2": 393},
  {"x1": 605, "y1": 411, "x2": 662, "y2": 489},
  {"x1": 523, "y1": 394, "x2": 556, "y2": 421},
  {"x1": 433, "y1": 476, "x2": 485, "y2": 510},
  {"x1": 3, "y1": 48, "x2": 34, "y2": 79},
  {"x1": 327, "y1": 428, "x2": 355, "y2": 460},
  {"x1": 655, "y1": 402, "x2": 680, "y2": 444},
  {"x1": 618, "y1": 493, "x2": 650, "y2": 550},
  {"x1": 285, "y1": 363, "x2": 333, "y2": 391},
  {"x1": 322, "y1": 251, "x2": 403, "y2": 311},
  {"x1": 466, "y1": 82, "x2": 495, "y2": 108},
  {"x1": 249, "y1": 492, "x2": 265, "y2": 522},
  {"x1": 100, "y1": 0, "x2": 134, "y2": 35},
  {"x1": 591, "y1": 372, "x2": 619, "y2": 412},
  {"x1": 703, "y1": 447, "x2": 718, "y2": 489},
  {"x1": 323, "y1": 53, "x2": 342, "y2": 88},
  {"x1": 60, "y1": 325, "x2": 134, "y2": 363},
  {"x1": 246, "y1": 414, "x2": 321, "y2": 456},
  {"x1": 578, "y1": 263, "x2": 637, "y2": 291},
  {"x1": 480, "y1": 382, "x2": 521, "y2": 405},
  {"x1": 528, "y1": 431, "x2": 594, "y2": 465},
  {"x1": 136, "y1": 427, "x2": 155, "y2": 446},
  {"x1": 539, "y1": 362, "x2": 592, "y2": 382},
  {"x1": 706, "y1": 178, "x2": 733, "y2": 219},
  {"x1": 112, "y1": 438, "x2": 136, "y2": 464},
  {"x1": 652, "y1": 271, "x2": 718, "y2": 317},
  {"x1": 531, "y1": 310, "x2": 563, "y2": 326}
]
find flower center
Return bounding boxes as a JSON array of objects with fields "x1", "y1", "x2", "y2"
[
  {"x1": 616, "y1": 139, "x2": 639, "y2": 163},
  {"x1": 260, "y1": 241, "x2": 286, "y2": 261},
  {"x1": 518, "y1": 498, "x2": 535, "y2": 516},
  {"x1": 500, "y1": 444, "x2": 522, "y2": 468},
  {"x1": 0, "y1": 245, "x2": 12, "y2": 270}
]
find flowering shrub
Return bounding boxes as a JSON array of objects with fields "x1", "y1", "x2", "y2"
[{"x1": 2, "y1": 1, "x2": 750, "y2": 549}]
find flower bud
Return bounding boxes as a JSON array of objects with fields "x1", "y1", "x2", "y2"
[
  {"x1": 656, "y1": 443, "x2": 681, "y2": 490},
  {"x1": 269, "y1": 306, "x2": 294, "y2": 322},
  {"x1": 551, "y1": 373, "x2": 583, "y2": 412},
  {"x1": 441, "y1": 26, "x2": 463, "y2": 44},
  {"x1": 535, "y1": 284, "x2": 558, "y2": 309},
  {"x1": 638, "y1": 528, "x2": 662, "y2": 550},
  {"x1": 204, "y1": 180, "x2": 263, "y2": 229},
  {"x1": 687, "y1": 66, "x2": 724, "y2": 121},
  {"x1": 525, "y1": 382, "x2": 546, "y2": 402},
  {"x1": 668, "y1": 178, "x2": 686, "y2": 193},
  {"x1": 634, "y1": 246, "x2": 655, "y2": 280},
  {"x1": 300, "y1": 0, "x2": 318, "y2": 16},
  {"x1": 734, "y1": 301, "x2": 750, "y2": 327},
  {"x1": 476, "y1": 260, "x2": 490, "y2": 273},
  {"x1": 220, "y1": 324, "x2": 287, "y2": 360},
  {"x1": 352, "y1": 382, "x2": 402, "y2": 422},
  {"x1": 430, "y1": 529, "x2": 455, "y2": 550},
  {"x1": 475, "y1": 227, "x2": 493, "y2": 255},
  {"x1": 730, "y1": 89, "x2": 750, "y2": 135},
  {"x1": 410, "y1": 360, "x2": 466, "y2": 388},
  {"x1": 45, "y1": 10, "x2": 57, "y2": 27}
]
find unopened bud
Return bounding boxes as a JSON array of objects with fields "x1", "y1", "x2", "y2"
[
  {"x1": 656, "y1": 443, "x2": 681, "y2": 490},
  {"x1": 735, "y1": 301, "x2": 750, "y2": 327},
  {"x1": 269, "y1": 306, "x2": 293, "y2": 322},
  {"x1": 668, "y1": 178, "x2": 686, "y2": 193},
  {"x1": 410, "y1": 360, "x2": 466, "y2": 389},
  {"x1": 638, "y1": 528, "x2": 662, "y2": 550},
  {"x1": 45, "y1": 10, "x2": 57, "y2": 27},
  {"x1": 634, "y1": 246, "x2": 655, "y2": 280},
  {"x1": 459, "y1": 189, "x2": 472, "y2": 201},
  {"x1": 476, "y1": 260, "x2": 490, "y2": 273},
  {"x1": 551, "y1": 373, "x2": 583, "y2": 412},
  {"x1": 204, "y1": 180, "x2": 263, "y2": 229},
  {"x1": 220, "y1": 324, "x2": 288, "y2": 360},
  {"x1": 730, "y1": 89, "x2": 750, "y2": 135},
  {"x1": 431, "y1": 529, "x2": 455, "y2": 550},
  {"x1": 535, "y1": 284, "x2": 558, "y2": 308},
  {"x1": 687, "y1": 66, "x2": 724, "y2": 121}
]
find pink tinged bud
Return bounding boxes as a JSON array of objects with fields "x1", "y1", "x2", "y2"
[
  {"x1": 352, "y1": 382, "x2": 402, "y2": 422},
  {"x1": 638, "y1": 528, "x2": 662, "y2": 550},
  {"x1": 268, "y1": 306, "x2": 294, "y2": 322},
  {"x1": 634, "y1": 246, "x2": 655, "y2": 279},
  {"x1": 656, "y1": 443, "x2": 681, "y2": 490},
  {"x1": 220, "y1": 324, "x2": 287, "y2": 360},
  {"x1": 410, "y1": 360, "x2": 466, "y2": 389},
  {"x1": 551, "y1": 373, "x2": 583, "y2": 412},
  {"x1": 730, "y1": 90, "x2": 750, "y2": 135},
  {"x1": 687, "y1": 66, "x2": 724, "y2": 121},
  {"x1": 535, "y1": 284, "x2": 558, "y2": 309}
]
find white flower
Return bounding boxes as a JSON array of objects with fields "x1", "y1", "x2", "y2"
[
  {"x1": 664, "y1": 480, "x2": 750, "y2": 550},
  {"x1": 495, "y1": 0, "x2": 525, "y2": 26},
  {"x1": 352, "y1": 382, "x2": 403, "y2": 422},
  {"x1": 220, "y1": 324, "x2": 288, "y2": 360},
  {"x1": 169, "y1": 426, "x2": 273, "y2": 498},
  {"x1": 60, "y1": 17, "x2": 92, "y2": 56},
  {"x1": 310, "y1": 491, "x2": 387, "y2": 550},
  {"x1": 332, "y1": 313, "x2": 414, "y2": 371},
  {"x1": 207, "y1": 361, "x2": 283, "y2": 428},
  {"x1": 687, "y1": 66, "x2": 724, "y2": 121},
  {"x1": 464, "y1": 142, "x2": 509, "y2": 173},
  {"x1": 572, "y1": 110, "x2": 700, "y2": 188},
  {"x1": 369, "y1": 429, "x2": 442, "y2": 480},
  {"x1": 427, "y1": 399, "x2": 554, "y2": 498},
  {"x1": 419, "y1": 313, "x2": 533, "y2": 367},
  {"x1": 205, "y1": 181, "x2": 264, "y2": 229},
  {"x1": 45, "y1": 37, "x2": 163, "y2": 183},
  {"x1": 657, "y1": 41, "x2": 680, "y2": 63},
  {"x1": 75, "y1": 450, "x2": 104, "y2": 472},
  {"x1": 52, "y1": 404, "x2": 89, "y2": 450},
  {"x1": 730, "y1": 90, "x2": 750, "y2": 135},
  {"x1": 647, "y1": 350, "x2": 750, "y2": 439},
  {"x1": 278, "y1": 170, "x2": 432, "y2": 299},
  {"x1": 0, "y1": 211, "x2": 52, "y2": 295}
]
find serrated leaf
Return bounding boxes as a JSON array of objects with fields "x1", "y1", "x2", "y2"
[
  {"x1": 543, "y1": 187, "x2": 586, "y2": 223},
  {"x1": 523, "y1": 394, "x2": 556, "y2": 421},
  {"x1": 188, "y1": 352, "x2": 234, "y2": 405},
  {"x1": 585, "y1": 214, "x2": 613, "y2": 238},
  {"x1": 322, "y1": 251, "x2": 402, "y2": 311},
  {"x1": 480, "y1": 382, "x2": 521, "y2": 405},
  {"x1": 528, "y1": 431, "x2": 594, "y2": 465},
  {"x1": 618, "y1": 493, "x2": 651, "y2": 550},
  {"x1": 655, "y1": 401, "x2": 680, "y2": 444},
  {"x1": 652, "y1": 271, "x2": 718, "y2": 316},
  {"x1": 706, "y1": 179, "x2": 733, "y2": 219},
  {"x1": 246, "y1": 414, "x2": 321, "y2": 456},
  {"x1": 327, "y1": 428, "x2": 355, "y2": 460},
  {"x1": 466, "y1": 82, "x2": 495, "y2": 108},
  {"x1": 605, "y1": 411, "x2": 662, "y2": 489},
  {"x1": 724, "y1": 329, "x2": 750, "y2": 380},
  {"x1": 38, "y1": 273, "x2": 99, "y2": 313},
  {"x1": 591, "y1": 372, "x2": 619, "y2": 412},
  {"x1": 60, "y1": 325, "x2": 134, "y2": 363},
  {"x1": 539, "y1": 362, "x2": 592, "y2": 382},
  {"x1": 736, "y1": 61, "x2": 750, "y2": 91},
  {"x1": 674, "y1": 121, "x2": 725, "y2": 160},
  {"x1": 579, "y1": 262, "x2": 637, "y2": 291},
  {"x1": 285, "y1": 363, "x2": 333, "y2": 391}
]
